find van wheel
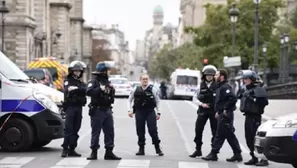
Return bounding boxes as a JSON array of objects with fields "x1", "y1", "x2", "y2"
[
  {"x1": 32, "y1": 140, "x2": 51, "y2": 148},
  {"x1": 0, "y1": 118, "x2": 34, "y2": 152}
]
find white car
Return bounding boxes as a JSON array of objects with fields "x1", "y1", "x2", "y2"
[
  {"x1": 255, "y1": 113, "x2": 297, "y2": 168},
  {"x1": 110, "y1": 77, "x2": 132, "y2": 97}
]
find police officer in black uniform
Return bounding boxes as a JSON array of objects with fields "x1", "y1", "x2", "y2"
[
  {"x1": 61, "y1": 61, "x2": 87, "y2": 157},
  {"x1": 202, "y1": 69, "x2": 242, "y2": 162},
  {"x1": 190, "y1": 65, "x2": 218, "y2": 158},
  {"x1": 127, "y1": 74, "x2": 164, "y2": 156},
  {"x1": 238, "y1": 70, "x2": 269, "y2": 166},
  {"x1": 85, "y1": 61, "x2": 121, "y2": 160}
]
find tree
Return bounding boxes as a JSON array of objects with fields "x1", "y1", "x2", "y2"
[
  {"x1": 185, "y1": 0, "x2": 284, "y2": 68},
  {"x1": 148, "y1": 43, "x2": 203, "y2": 79},
  {"x1": 91, "y1": 39, "x2": 113, "y2": 71}
]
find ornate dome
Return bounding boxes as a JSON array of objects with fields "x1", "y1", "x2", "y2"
[{"x1": 153, "y1": 5, "x2": 163, "y2": 14}]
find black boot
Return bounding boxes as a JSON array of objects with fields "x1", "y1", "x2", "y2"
[
  {"x1": 135, "y1": 146, "x2": 145, "y2": 156},
  {"x1": 189, "y1": 150, "x2": 202, "y2": 158},
  {"x1": 201, "y1": 152, "x2": 218, "y2": 161},
  {"x1": 104, "y1": 149, "x2": 122, "y2": 160},
  {"x1": 244, "y1": 157, "x2": 258, "y2": 165},
  {"x1": 154, "y1": 144, "x2": 164, "y2": 156},
  {"x1": 68, "y1": 149, "x2": 81, "y2": 157},
  {"x1": 226, "y1": 153, "x2": 243, "y2": 162},
  {"x1": 61, "y1": 149, "x2": 68, "y2": 157},
  {"x1": 87, "y1": 150, "x2": 97, "y2": 160},
  {"x1": 255, "y1": 159, "x2": 269, "y2": 166}
]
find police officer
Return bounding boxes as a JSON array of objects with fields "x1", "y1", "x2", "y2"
[
  {"x1": 86, "y1": 62, "x2": 121, "y2": 160},
  {"x1": 61, "y1": 61, "x2": 87, "y2": 157},
  {"x1": 202, "y1": 69, "x2": 242, "y2": 162},
  {"x1": 239, "y1": 70, "x2": 269, "y2": 166},
  {"x1": 127, "y1": 74, "x2": 164, "y2": 156},
  {"x1": 190, "y1": 65, "x2": 218, "y2": 158}
]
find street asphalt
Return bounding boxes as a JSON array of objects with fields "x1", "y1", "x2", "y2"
[{"x1": 0, "y1": 98, "x2": 294, "y2": 168}]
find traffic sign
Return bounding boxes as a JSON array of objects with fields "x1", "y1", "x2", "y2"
[{"x1": 224, "y1": 56, "x2": 241, "y2": 67}]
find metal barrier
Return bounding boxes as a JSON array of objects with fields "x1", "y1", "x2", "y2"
[{"x1": 266, "y1": 82, "x2": 297, "y2": 99}]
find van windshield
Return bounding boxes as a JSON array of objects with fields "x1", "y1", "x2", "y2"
[
  {"x1": 0, "y1": 52, "x2": 29, "y2": 80},
  {"x1": 177, "y1": 75, "x2": 198, "y2": 85},
  {"x1": 24, "y1": 69, "x2": 45, "y2": 80}
]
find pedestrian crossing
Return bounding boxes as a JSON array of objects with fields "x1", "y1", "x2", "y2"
[{"x1": 0, "y1": 156, "x2": 271, "y2": 168}]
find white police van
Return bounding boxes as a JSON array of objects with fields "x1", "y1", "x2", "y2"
[
  {"x1": 255, "y1": 113, "x2": 297, "y2": 167},
  {"x1": 168, "y1": 68, "x2": 201, "y2": 99},
  {"x1": 0, "y1": 53, "x2": 64, "y2": 152}
]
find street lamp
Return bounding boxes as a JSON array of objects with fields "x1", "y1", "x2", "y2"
[
  {"x1": 278, "y1": 35, "x2": 284, "y2": 83},
  {"x1": 229, "y1": 3, "x2": 239, "y2": 58},
  {"x1": 0, "y1": 0, "x2": 9, "y2": 52},
  {"x1": 262, "y1": 44, "x2": 267, "y2": 85},
  {"x1": 283, "y1": 33, "x2": 290, "y2": 83},
  {"x1": 253, "y1": 0, "x2": 261, "y2": 74}
]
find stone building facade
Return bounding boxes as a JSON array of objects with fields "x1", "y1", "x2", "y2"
[{"x1": 2, "y1": 0, "x2": 92, "y2": 71}]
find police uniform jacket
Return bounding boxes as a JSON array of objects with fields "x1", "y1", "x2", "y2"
[
  {"x1": 86, "y1": 75, "x2": 115, "y2": 109},
  {"x1": 214, "y1": 80, "x2": 237, "y2": 114},
  {"x1": 64, "y1": 75, "x2": 87, "y2": 106}
]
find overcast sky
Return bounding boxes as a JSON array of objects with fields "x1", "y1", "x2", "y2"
[{"x1": 83, "y1": 0, "x2": 180, "y2": 49}]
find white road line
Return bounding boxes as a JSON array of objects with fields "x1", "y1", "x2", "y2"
[
  {"x1": 52, "y1": 158, "x2": 90, "y2": 168},
  {"x1": 184, "y1": 100, "x2": 250, "y2": 154},
  {"x1": 179, "y1": 161, "x2": 209, "y2": 168},
  {"x1": 165, "y1": 101, "x2": 192, "y2": 155},
  {"x1": 117, "y1": 159, "x2": 150, "y2": 167},
  {"x1": 0, "y1": 157, "x2": 35, "y2": 168},
  {"x1": 236, "y1": 163, "x2": 268, "y2": 168}
]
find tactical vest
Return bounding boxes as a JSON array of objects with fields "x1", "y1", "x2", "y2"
[
  {"x1": 90, "y1": 78, "x2": 114, "y2": 108},
  {"x1": 240, "y1": 86, "x2": 264, "y2": 115},
  {"x1": 133, "y1": 85, "x2": 156, "y2": 110},
  {"x1": 198, "y1": 81, "x2": 217, "y2": 109},
  {"x1": 64, "y1": 77, "x2": 87, "y2": 106}
]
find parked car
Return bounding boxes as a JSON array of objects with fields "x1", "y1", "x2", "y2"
[
  {"x1": 110, "y1": 77, "x2": 132, "y2": 98},
  {"x1": 255, "y1": 113, "x2": 297, "y2": 168}
]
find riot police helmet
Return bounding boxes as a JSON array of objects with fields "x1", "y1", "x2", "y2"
[
  {"x1": 93, "y1": 61, "x2": 112, "y2": 74},
  {"x1": 202, "y1": 65, "x2": 217, "y2": 75},
  {"x1": 238, "y1": 70, "x2": 257, "y2": 81},
  {"x1": 69, "y1": 61, "x2": 84, "y2": 71}
]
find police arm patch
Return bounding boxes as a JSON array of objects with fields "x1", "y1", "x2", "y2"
[
  {"x1": 64, "y1": 81, "x2": 68, "y2": 86},
  {"x1": 88, "y1": 83, "x2": 92, "y2": 87},
  {"x1": 226, "y1": 89, "x2": 230, "y2": 93}
]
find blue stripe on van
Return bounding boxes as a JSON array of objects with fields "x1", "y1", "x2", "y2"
[{"x1": 1, "y1": 99, "x2": 46, "y2": 112}]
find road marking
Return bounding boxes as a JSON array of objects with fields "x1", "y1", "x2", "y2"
[
  {"x1": 165, "y1": 101, "x2": 192, "y2": 155},
  {"x1": 184, "y1": 100, "x2": 250, "y2": 154},
  {"x1": 179, "y1": 161, "x2": 208, "y2": 168},
  {"x1": 237, "y1": 163, "x2": 268, "y2": 168},
  {"x1": 0, "y1": 157, "x2": 35, "y2": 168},
  {"x1": 52, "y1": 158, "x2": 90, "y2": 168},
  {"x1": 117, "y1": 159, "x2": 150, "y2": 167}
]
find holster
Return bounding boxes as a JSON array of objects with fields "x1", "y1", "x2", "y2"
[
  {"x1": 88, "y1": 104, "x2": 96, "y2": 116},
  {"x1": 221, "y1": 115, "x2": 231, "y2": 129}
]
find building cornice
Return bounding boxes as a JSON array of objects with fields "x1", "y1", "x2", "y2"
[{"x1": 50, "y1": 2, "x2": 72, "y2": 10}]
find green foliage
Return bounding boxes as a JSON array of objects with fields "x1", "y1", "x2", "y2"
[
  {"x1": 148, "y1": 43, "x2": 202, "y2": 80},
  {"x1": 185, "y1": 0, "x2": 284, "y2": 68}
]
